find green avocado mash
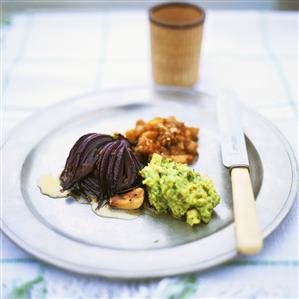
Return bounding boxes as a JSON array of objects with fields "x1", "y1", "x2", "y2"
[{"x1": 140, "y1": 154, "x2": 220, "y2": 226}]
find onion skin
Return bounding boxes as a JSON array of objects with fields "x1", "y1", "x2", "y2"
[{"x1": 60, "y1": 133, "x2": 143, "y2": 203}]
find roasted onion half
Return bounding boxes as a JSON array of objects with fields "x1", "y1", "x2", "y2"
[{"x1": 60, "y1": 133, "x2": 143, "y2": 202}]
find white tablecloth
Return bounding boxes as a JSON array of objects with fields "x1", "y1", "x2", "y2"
[{"x1": 1, "y1": 9, "x2": 298, "y2": 299}]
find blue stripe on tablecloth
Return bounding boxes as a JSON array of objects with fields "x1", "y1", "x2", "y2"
[
  {"x1": 2, "y1": 16, "x2": 33, "y2": 96},
  {"x1": 226, "y1": 260, "x2": 299, "y2": 266},
  {"x1": 1, "y1": 258, "x2": 38, "y2": 264},
  {"x1": 260, "y1": 14, "x2": 297, "y2": 113},
  {"x1": 3, "y1": 52, "x2": 295, "y2": 65},
  {"x1": 1, "y1": 258, "x2": 299, "y2": 267}
]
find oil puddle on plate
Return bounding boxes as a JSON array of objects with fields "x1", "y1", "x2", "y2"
[{"x1": 37, "y1": 174, "x2": 141, "y2": 220}]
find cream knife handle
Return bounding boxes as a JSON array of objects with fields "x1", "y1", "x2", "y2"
[{"x1": 231, "y1": 167, "x2": 263, "y2": 255}]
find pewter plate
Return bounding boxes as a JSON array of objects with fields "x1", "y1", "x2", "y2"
[{"x1": 1, "y1": 87, "x2": 298, "y2": 278}]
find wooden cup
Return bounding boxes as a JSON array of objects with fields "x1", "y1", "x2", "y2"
[{"x1": 149, "y1": 2, "x2": 205, "y2": 87}]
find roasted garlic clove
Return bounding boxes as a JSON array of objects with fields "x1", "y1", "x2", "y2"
[{"x1": 109, "y1": 188, "x2": 144, "y2": 210}]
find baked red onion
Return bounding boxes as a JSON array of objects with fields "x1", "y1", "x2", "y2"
[{"x1": 60, "y1": 133, "x2": 142, "y2": 202}]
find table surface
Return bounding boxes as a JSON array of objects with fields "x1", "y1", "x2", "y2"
[{"x1": 1, "y1": 9, "x2": 298, "y2": 299}]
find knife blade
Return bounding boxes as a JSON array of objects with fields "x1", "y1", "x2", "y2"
[
  {"x1": 217, "y1": 89, "x2": 263, "y2": 255},
  {"x1": 217, "y1": 90, "x2": 249, "y2": 168}
]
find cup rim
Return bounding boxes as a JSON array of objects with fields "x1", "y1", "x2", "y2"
[{"x1": 149, "y1": 2, "x2": 205, "y2": 29}]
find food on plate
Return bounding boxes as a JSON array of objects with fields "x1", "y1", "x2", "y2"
[
  {"x1": 140, "y1": 154, "x2": 220, "y2": 226},
  {"x1": 109, "y1": 188, "x2": 144, "y2": 210},
  {"x1": 40, "y1": 115, "x2": 220, "y2": 226},
  {"x1": 126, "y1": 116, "x2": 199, "y2": 165},
  {"x1": 60, "y1": 133, "x2": 143, "y2": 205}
]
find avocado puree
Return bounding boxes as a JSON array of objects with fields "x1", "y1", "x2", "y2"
[{"x1": 140, "y1": 154, "x2": 220, "y2": 226}]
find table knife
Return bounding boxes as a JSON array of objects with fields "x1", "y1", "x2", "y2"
[{"x1": 217, "y1": 90, "x2": 263, "y2": 255}]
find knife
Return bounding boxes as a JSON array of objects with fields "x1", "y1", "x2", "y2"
[{"x1": 217, "y1": 90, "x2": 263, "y2": 255}]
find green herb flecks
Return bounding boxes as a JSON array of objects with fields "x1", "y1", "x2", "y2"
[{"x1": 10, "y1": 276, "x2": 45, "y2": 299}]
